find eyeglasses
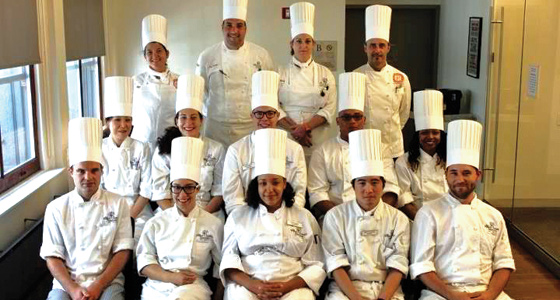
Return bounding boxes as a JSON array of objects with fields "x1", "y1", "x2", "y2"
[
  {"x1": 252, "y1": 110, "x2": 277, "y2": 119},
  {"x1": 339, "y1": 114, "x2": 364, "y2": 122},
  {"x1": 170, "y1": 184, "x2": 199, "y2": 195}
]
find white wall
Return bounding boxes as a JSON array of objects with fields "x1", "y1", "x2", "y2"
[
  {"x1": 104, "y1": 0, "x2": 346, "y2": 77},
  {"x1": 437, "y1": 0, "x2": 491, "y2": 123}
]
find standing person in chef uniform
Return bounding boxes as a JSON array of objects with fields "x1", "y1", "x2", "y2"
[
  {"x1": 322, "y1": 129, "x2": 410, "y2": 300},
  {"x1": 101, "y1": 76, "x2": 153, "y2": 249},
  {"x1": 277, "y1": 2, "x2": 337, "y2": 164},
  {"x1": 220, "y1": 128, "x2": 326, "y2": 300},
  {"x1": 137, "y1": 137, "x2": 224, "y2": 300},
  {"x1": 354, "y1": 5, "x2": 411, "y2": 163},
  {"x1": 395, "y1": 90, "x2": 448, "y2": 220},
  {"x1": 222, "y1": 70, "x2": 307, "y2": 215},
  {"x1": 41, "y1": 118, "x2": 133, "y2": 300},
  {"x1": 131, "y1": 14, "x2": 179, "y2": 154},
  {"x1": 196, "y1": 0, "x2": 274, "y2": 147},
  {"x1": 308, "y1": 72, "x2": 400, "y2": 223},
  {"x1": 151, "y1": 74, "x2": 226, "y2": 220},
  {"x1": 410, "y1": 120, "x2": 515, "y2": 300}
]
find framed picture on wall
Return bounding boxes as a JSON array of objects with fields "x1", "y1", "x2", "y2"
[{"x1": 466, "y1": 17, "x2": 483, "y2": 78}]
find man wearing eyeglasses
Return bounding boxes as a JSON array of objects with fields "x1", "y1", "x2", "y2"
[
  {"x1": 222, "y1": 71, "x2": 307, "y2": 215},
  {"x1": 308, "y1": 73, "x2": 400, "y2": 223}
]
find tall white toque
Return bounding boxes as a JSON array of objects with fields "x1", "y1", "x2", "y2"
[
  {"x1": 446, "y1": 120, "x2": 483, "y2": 169},
  {"x1": 413, "y1": 89, "x2": 444, "y2": 131},
  {"x1": 223, "y1": 0, "x2": 248, "y2": 21},
  {"x1": 365, "y1": 5, "x2": 392, "y2": 42},
  {"x1": 142, "y1": 14, "x2": 167, "y2": 50},
  {"x1": 251, "y1": 70, "x2": 279, "y2": 110},
  {"x1": 170, "y1": 137, "x2": 204, "y2": 183},
  {"x1": 349, "y1": 129, "x2": 384, "y2": 180},
  {"x1": 176, "y1": 74, "x2": 205, "y2": 113},
  {"x1": 253, "y1": 128, "x2": 287, "y2": 178},
  {"x1": 338, "y1": 72, "x2": 366, "y2": 112},
  {"x1": 68, "y1": 118, "x2": 103, "y2": 167},
  {"x1": 290, "y1": 2, "x2": 315, "y2": 39},
  {"x1": 104, "y1": 76, "x2": 133, "y2": 118}
]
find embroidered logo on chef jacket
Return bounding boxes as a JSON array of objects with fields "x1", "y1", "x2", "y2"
[
  {"x1": 393, "y1": 73, "x2": 404, "y2": 84},
  {"x1": 383, "y1": 230, "x2": 395, "y2": 249},
  {"x1": 287, "y1": 221, "x2": 306, "y2": 239},
  {"x1": 484, "y1": 222, "x2": 499, "y2": 235},
  {"x1": 130, "y1": 157, "x2": 140, "y2": 169},
  {"x1": 253, "y1": 61, "x2": 263, "y2": 71},
  {"x1": 319, "y1": 77, "x2": 329, "y2": 97},
  {"x1": 285, "y1": 157, "x2": 294, "y2": 166},
  {"x1": 100, "y1": 212, "x2": 117, "y2": 226},
  {"x1": 196, "y1": 229, "x2": 214, "y2": 243},
  {"x1": 254, "y1": 246, "x2": 282, "y2": 256},
  {"x1": 203, "y1": 154, "x2": 217, "y2": 167}
]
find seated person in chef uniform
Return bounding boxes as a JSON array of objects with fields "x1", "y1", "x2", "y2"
[
  {"x1": 137, "y1": 136, "x2": 224, "y2": 300},
  {"x1": 151, "y1": 74, "x2": 226, "y2": 221},
  {"x1": 220, "y1": 128, "x2": 326, "y2": 300},
  {"x1": 222, "y1": 71, "x2": 307, "y2": 215},
  {"x1": 410, "y1": 120, "x2": 516, "y2": 300},
  {"x1": 308, "y1": 72, "x2": 400, "y2": 224},
  {"x1": 41, "y1": 118, "x2": 134, "y2": 300},
  {"x1": 101, "y1": 76, "x2": 153, "y2": 249},
  {"x1": 322, "y1": 129, "x2": 410, "y2": 300}
]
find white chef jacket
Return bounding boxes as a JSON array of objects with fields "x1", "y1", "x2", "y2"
[
  {"x1": 307, "y1": 135, "x2": 400, "y2": 209},
  {"x1": 394, "y1": 150, "x2": 448, "y2": 208},
  {"x1": 354, "y1": 63, "x2": 411, "y2": 158},
  {"x1": 220, "y1": 203, "x2": 326, "y2": 295},
  {"x1": 131, "y1": 68, "x2": 179, "y2": 153},
  {"x1": 196, "y1": 41, "x2": 274, "y2": 146},
  {"x1": 151, "y1": 136, "x2": 225, "y2": 213},
  {"x1": 222, "y1": 132, "x2": 307, "y2": 214},
  {"x1": 322, "y1": 200, "x2": 410, "y2": 288},
  {"x1": 410, "y1": 194, "x2": 516, "y2": 285},
  {"x1": 137, "y1": 205, "x2": 223, "y2": 299},
  {"x1": 278, "y1": 57, "x2": 337, "y2": 162},
  {"x1": 40, "y1": 188, "x2": 134, "y2": 291}
]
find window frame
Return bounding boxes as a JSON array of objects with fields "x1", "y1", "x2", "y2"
[
  {"x1": 67, "y1": 56, "x2": 104, "y2": 119},
  {"x1": 0, "y1": 65, "x2": 41, "y2": 194}
]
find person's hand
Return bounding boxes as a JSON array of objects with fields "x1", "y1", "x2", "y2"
[
  {"x1": 291, "y1": 124, "x2": 313, "y2": 147},
  {"x1": 68, "y1": 284, "x2": 88, "y2": 300},
  {"x1": 167, "y1": 270, "x2": 197, "y2": 286},
  {"x1": 173, "y1": 79, "x2": 178, "y2": 89},
  {"x1": 469, "y1": 291, "x2": 497, "y2": 300},
  {"x1": 84, "y1": 281, "x2": 104, "y2": 300},
  {"x1": 248, "y1": 279, "x2": 283, "y2": 300}
]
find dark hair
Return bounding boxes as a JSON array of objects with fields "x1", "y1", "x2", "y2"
[
  {"x1": 174, "y1": 111, "x2": 204, "y2": 125},
  {"x1": 245, "y1": 177, "x2": 295, "y2": 209},
  {"x1": 351, "y1": 177, "x2": 386, "y2": 188},
  {"x1": 408, "y1": 130, "x2": 447, "y2": 172},
  {"x1": 143, "y1": 42, "x2": 169, "y2": 57},
  {"x1": 156, "y1": 126, "x2": 182, "y2": 155}
]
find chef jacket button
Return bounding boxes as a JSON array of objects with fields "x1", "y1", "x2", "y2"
[
  {"x1": 454, "y1": 247, "x2": 460, "y2": 252},
  {"x1": 98, "y1": 245, "x2": 102, "y2": 250},
  {"x1": 99, "y1": 266, "x2": 103, "y2": 271},
  {"x1": 79, "y1": 226, "x2": 84, "y2": 230},
  {"x1": 112, "y1": 169, "x2": 115, "y2": 172},
  {"x1": 81, "y1": 247, "x2": 86, "y2": 251}
]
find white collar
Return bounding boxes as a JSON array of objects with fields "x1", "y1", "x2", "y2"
[{"x1": 292, "y1": 56, "x2": 313, "y2": 68}]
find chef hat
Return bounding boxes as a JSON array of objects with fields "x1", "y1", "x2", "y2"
[
  {"x1": 253, "y1": 128, "x2": 287, "y2": 178},
  {"x1": 142, "y1": 14, "x2": 167, "y2": 50},
  {"x1": 349, "y1": 129, "x2": 384, "y2": 180},
  {"x1": 447, "y1": 120, "x2": 483, "y2": 169},
  {"x1": 170, "y1": 137, "x2": 204, "y2": 183},
  {"x1": 251, "y1": 70, "x2": 279, "y2": 110},
  {"x1": 224, "y1": 0, "x2": 248, "y2": 21},
  {"x1": 104, "y1": 76, "x2": 133, "y2": 118},
  {"x1": 413, "y1": 90, "x2": 444, "y2": 131},
  {"x1": 338, "y1": 72, "x2": 366, "y2": 112},
  {"x1": 68, "y1": 118, "x2": 103, "y2": 167},
  {"x1": 365, "y1": 5, "x2": 392, "y2": 42},
  {"x1": 176, "y1": 74, "x2": 205, "y2": 114},
  {"x1": 290, "y1": 2, "x2": 315, "y2": 39}
]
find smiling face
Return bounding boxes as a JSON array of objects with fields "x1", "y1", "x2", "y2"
[
  {"x1": 251, "y1": 106, "x2": 279, "y2": 129},
  {"x1": 222, "y1": 19, "x2": 247, "y2": 50},
  {"x1": 144, "y1": 42, "x2": 169, "y2": 72},
  {"x1": 445, "y1": 164, "x2": 481, "y2": 201},
  {"x1": 353, "y1": 176, "x2": 384, "y2": 211},
  {"x1": 419, "y1": 129, "x2": 441, "y2": 155},
  {"x1": 291, "y1": 34, "x2": 315, "y2": 63},
  {"x1": 364, "y1": 38, "x2": 390, "y2": 71},
  {"x1": 69, "y1": 161, "x2": 102, "y2": 201},
  {"x1": 176, "y1": 108, "x2": 203, "y2": 138},
  {"x1": 171, "y1": 178, "x2": 199, "y2": 216},
  {"x1": 257, "y1": 174, "x2": 286, "y2": 212},
  {"x1": 108, "y1": 116, "x2": 132, "y2": 146}
]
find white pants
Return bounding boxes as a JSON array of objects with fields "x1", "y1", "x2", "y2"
[
  {"x1": 325, "y1": 280, "x2": 404, "y2": 300},
  {"x1": 419, "y1": 284, "x2": 512, "y2": 300},
  {"x1": 224, "y1": 282, "x2": 314, "y2": 300},
  {"x1": 141, "y1": 278, "x2": 212, "y2": 300}
]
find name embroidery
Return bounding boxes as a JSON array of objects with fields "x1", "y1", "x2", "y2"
[
  {"x1": 196, "y1": 229, "x2": 214, "y2": 243},
  {"x1": 203, "y1": 155, "x2": 217, "y2": 167},
  {"x1": 100, "y1": 212, "x2": 117, "y2": 226},
  {"x1": 484, "y1": 222, "x2": 499, "y2": 235}
]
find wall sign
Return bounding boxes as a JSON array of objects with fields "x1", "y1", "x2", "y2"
[
  {"x1": 466, "y1": 17, "x2": 483, "y2": 78},
  {"x1": 313, "y1": 41, "x2": 337, "y2": 72}
]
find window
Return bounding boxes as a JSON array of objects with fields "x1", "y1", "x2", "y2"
[
  {"x1": 66, "y1": 57, "x2": 103, "y2": 119},
  {"x1": 0, "y1": 65, "x2": 40, "y2": 194}
]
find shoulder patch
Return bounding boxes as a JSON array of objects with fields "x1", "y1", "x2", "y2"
[{"x1": 393, "y1": 73, "x2": 404, "y2": 84}]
